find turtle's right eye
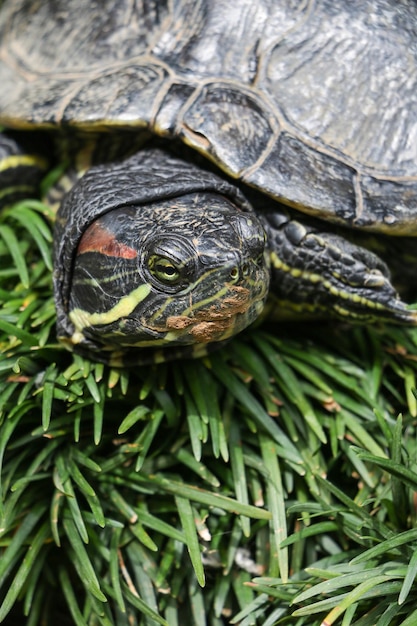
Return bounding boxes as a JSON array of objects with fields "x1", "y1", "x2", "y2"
[
  {"x1": 230, "y1": 266, "x2": 239, "y2": 281},
  {"x1": 148, "y1": 255, "x2": 181, "y2": 284}
]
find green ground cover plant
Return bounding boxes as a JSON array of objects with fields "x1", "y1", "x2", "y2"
[{"x1": 1, "y1": 195, "x2": 417, "y2": 625}]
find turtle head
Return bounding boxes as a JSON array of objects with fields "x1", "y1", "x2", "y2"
[{"x1": 61, "y1": 193, "x2": 269, "y2": 364}]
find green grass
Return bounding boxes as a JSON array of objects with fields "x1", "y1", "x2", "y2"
[{"x1": 1, "y1": 197, "x2": 417, "y2": 625}]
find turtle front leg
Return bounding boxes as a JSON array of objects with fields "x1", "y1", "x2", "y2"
[
  {"x1": 0, "y1": 131, "x2": 50, "y2": 208},
  {"x1": 261, "y1": 209, "x2": 417, "y2": 324}
]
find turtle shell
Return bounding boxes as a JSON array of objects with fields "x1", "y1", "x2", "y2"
[{"x1": 0, "y1": 0, "x2": 417, "y2": 233}]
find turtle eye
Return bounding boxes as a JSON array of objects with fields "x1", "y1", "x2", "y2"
[
  {"x1": 230, "y1": 266, "x2": 239, "y2": 281},
  {"x1": 148, "y1": 255, "x2": 181, "y2": 284}
]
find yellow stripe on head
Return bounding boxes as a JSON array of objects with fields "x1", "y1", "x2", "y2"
[{"x1": 69, "y1": 283, "x2": 152, "y2": 331}]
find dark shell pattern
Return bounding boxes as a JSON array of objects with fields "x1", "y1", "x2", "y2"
[{"x1": 1, "y1": 0, "x2": 417, "y2": 233}]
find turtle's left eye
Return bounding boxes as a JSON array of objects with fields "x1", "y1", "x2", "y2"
[{"x1": 148, "y1": 255, "x2": 181, "y2": 284}]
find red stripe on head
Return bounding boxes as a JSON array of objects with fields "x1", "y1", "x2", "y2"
[{"x1": 77, "y1": 220, "x2": 137, "y2": 259}]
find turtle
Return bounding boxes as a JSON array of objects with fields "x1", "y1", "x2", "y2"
[{"x1": 1, "y1": 0, "x2": 417, "y2": 366}]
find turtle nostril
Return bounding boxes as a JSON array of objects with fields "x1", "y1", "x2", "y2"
[
  {"x1": 256, "y1": 253, "x2": 264, "y2": 267},
  {"x1": 242, "y1": 263, "x2": 250, "y2": 277}
]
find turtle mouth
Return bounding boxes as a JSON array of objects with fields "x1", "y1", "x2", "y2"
[
  {"x1": 163, "y1": 284, "x2": 256, "y2": 342},
  {"x1": 142, "y1": 275, "x2": 269, "y2": 345}
]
